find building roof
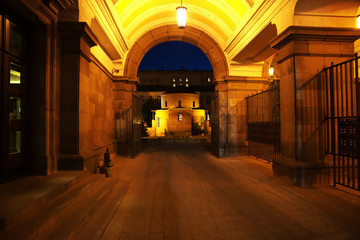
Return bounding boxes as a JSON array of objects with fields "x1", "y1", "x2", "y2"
[{"x1": 162, "y1": 87, "x2": 198, "y2": 95}]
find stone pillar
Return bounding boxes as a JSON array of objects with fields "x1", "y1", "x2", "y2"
[
  {"x1": 113, "y1": 77, "x2": 138, "y2": 111},
  {"x1": 58, "y1": 22, "x2": 97, "y2": 170},
  {"x1": 271, "y1": 26, "x2": 360, "y2": 185},
  {"x1": 214, "y1": 77, "x2": 270, "y2": 157}
]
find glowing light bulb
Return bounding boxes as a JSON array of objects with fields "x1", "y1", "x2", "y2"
[
  {"x1": 269, "y1": 66, "x2": 275, "y2": 77},
  {"x1": 177, "y1": 6, "x2": 187, "y2": 29}
]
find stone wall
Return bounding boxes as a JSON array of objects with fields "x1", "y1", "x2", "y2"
[
  {"x1": 79, "y1": 57, "x2": 116, "y2": 172},
  {"x1": 161, "y1": 93, "x2": 199, "y2": 108},
  {"x1": 168, "y1": 110, "x2": 192, "y2": 137},
  {"x1": 153, "y1": 110, "x2": 169, "y2": 137}
]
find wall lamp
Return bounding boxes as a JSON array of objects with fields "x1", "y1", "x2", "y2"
[{"x1": 269, "y1": 66, "x2": 275, "y2": 77}]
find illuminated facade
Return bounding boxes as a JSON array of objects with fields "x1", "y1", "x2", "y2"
[
  {"x1": 137, "y1": 70, "x2": 214, "y2": 113},
  {"x1": 0, "y1": 0, "x2": 359, "y2": 186},
  {"x1": 149, "y1": 91, "x2": 208, "y2": 137}
]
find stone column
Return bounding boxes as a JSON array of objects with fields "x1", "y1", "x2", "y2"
[
  {"x1": 58, "y1": 22, "x2": 96, "y2": 170},
  {"x1": 271, "y1": 26, "x2": 360, "y2": 185},
  {"x1": 214, "y1": 77, "x2": 270, "y2": 157}
]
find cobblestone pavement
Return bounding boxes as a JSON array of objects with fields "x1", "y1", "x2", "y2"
[{"x1": 100, "y1": 143, "x2": 360, "y2": 240}]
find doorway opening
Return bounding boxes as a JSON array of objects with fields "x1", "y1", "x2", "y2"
[{"x1": 136, "y1": 41, "x2": 215, "y2": 147}]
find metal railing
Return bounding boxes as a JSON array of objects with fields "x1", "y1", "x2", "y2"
[
  {"x1": 247, "y1": 82, "x2": 280, "y2": 162},
  {"x1": 116, "y1": 94, "x2": 142, "y2": 158},
  {"x1": 325, "y1": 55, "x2": 360, "y2": 190},
  {"x1": 298, "y1": 54, "x2": 360, "y2": 190}
]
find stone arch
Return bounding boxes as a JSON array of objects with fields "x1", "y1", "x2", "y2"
[{"x1": 124, "y1": 25, "x2": 229, "y2": 80}]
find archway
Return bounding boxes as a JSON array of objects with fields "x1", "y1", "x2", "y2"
[
  {"x1": 124, "y1": 25, "x2": 229, "y2": 81},
  {"x1": 125, "y1": 26, "x2": 223, "y2": 151}
]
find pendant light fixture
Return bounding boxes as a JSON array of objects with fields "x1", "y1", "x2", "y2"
[{"x1": 177, "y1": 0, "x2": 187, "y2": 29}]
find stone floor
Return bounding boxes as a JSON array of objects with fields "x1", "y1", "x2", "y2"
[
  {"x1": 97, "y1": 143, "x2": 360, "y2": 240},
  {"x1": 2, "y1": 142, "x2": 360, "y2": 240}
]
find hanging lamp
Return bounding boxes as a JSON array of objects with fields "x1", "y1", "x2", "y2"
[{"x1": 177, "y1": 0, "x2": 187, "y2": 29}]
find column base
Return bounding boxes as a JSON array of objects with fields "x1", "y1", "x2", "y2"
[
  {"x1": 58, "y1": 154, "x2": 84, "y2": 171},
  {"x1": 272, "y1": 157, "x2": 332, "y2": 186},
  {"x1": 213, "y1": 144, "x2": 248, "y2": 158}
]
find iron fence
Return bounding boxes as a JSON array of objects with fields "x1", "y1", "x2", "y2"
[
  {"x1": 116, "y1": 94, "x2": 142, "y2": 158},
  {"x1": 325, "y1": 55, "x2": 360, "y2": 190},
  {"x1": 211, "y1": 93, "x2": 220, "y2": 157},
  {"x1": 298, "y1": 54, "x2": 360, "y2": 190},
  {"x1": 247, "y1": 82, "x2": 281, "y2": 162}
]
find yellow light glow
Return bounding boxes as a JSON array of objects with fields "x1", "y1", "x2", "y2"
[
  {"x1": 177, "y1": 6, "x2": 187, "y2": 29},
  {"x1": 357, "y1": 15, "x2": 360, "y2": 28},
  {"x1": 115, "y1": 0, "x2": 249, "y2": 45},
  {"x1": 269, "y1": 66, "x2": 274, "y2": 77}
]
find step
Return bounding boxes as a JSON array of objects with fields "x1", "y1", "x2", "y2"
[
  {"x1": 0, "y1": 173, "x2": 106, "y2": 240},
  {"x1": 71, "y1": 179, "x2": 131, "y2": 240},
  {"x1": 38, "y1": 176, "x2": 121, "y2": 240},
  {"x1": 0, "y1": 171, "x2": 88, "y2": 230}
]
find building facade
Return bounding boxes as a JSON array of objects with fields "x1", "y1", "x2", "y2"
[{"x1": 148, "y1": 91, "x2": 208, "y2": 137}]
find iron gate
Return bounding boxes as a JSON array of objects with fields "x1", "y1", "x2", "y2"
[
  {"x1": 211, "y1": 93, "x2": 220, "y2": 157},
  {"x1": 247, "y1": 82, "x2": 281, "y2": 162},
  {"x1": 116, "y1": 94, "x2": 142, "y2": 158},
  {"x1": 324, "y1": 55, "x2": 360, "y2": 190}
]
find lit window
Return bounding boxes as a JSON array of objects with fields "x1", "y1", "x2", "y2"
[
  {"x1": 357, "y1": 15, "x2": 360, "y2": 28},
  {"x1": 178, "y1": 114, "x2": 182, "y2": 122},
  {"x1": 186, "y1": 78, "x2": 188, "y2": 82},
  {"x1": 185, "y1": 83, "x2": 189, "y2": 87},
  {"x1": 179, "y1": 78, "x2": 182, "y2": 82},
  {"x1": 173, "y1": 78, "x2": 176, "y2": 82},
  {"x1": 207, "y1": 77, "x2": 211, "y2": 82},
  {"x1": 173, "y1": 83, "x2": 176, "y2": 87},
  {"x1": 10, "y1": 62, "x2": 21, "y2": 84}
]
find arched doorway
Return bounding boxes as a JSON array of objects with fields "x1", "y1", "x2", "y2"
[{"x1": 123, "y1": 25, "x2": 228, "y2": 154}]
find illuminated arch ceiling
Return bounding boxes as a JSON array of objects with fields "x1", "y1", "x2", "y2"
[
  {"x1": 91, "y1": 0, "x2": 256, "y2": 69},
  {"x1": 113, "y1": 0, "x2": 252, "y2": 47},
  {"x1": 89, "y1": 0, "x2": 360, "y2": 77}
]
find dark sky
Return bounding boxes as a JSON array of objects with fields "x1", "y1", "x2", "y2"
[{"x1": 138, "y1": 41, "x2": 212, "y2": 71}]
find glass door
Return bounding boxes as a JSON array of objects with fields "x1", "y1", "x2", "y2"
[{"x1": 1, "y1": 16, "x2": 28, "y2": 182}]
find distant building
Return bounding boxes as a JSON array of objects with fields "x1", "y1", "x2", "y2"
[
  {"x1": 147, "y1": 89, "x2": 209, "y2": 137},
  {"x1": 137, "y1": 71, "x2": 214, "y2": 127}
]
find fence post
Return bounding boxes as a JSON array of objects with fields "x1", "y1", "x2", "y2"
[
  {"x1": 355, "y1": 53, "x2": 360, "y2": 189},
  {"x1": 329, "y1": 63, "x2": 336, "y2": 187}
]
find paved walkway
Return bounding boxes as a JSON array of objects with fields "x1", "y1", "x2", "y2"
[{"x1": 99, "y1": 143, "x2": 360, "y2": 240}]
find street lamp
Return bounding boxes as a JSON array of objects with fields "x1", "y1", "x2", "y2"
[{"x1": 177, "y1": 0, "x2": 187, "y2": 29}]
